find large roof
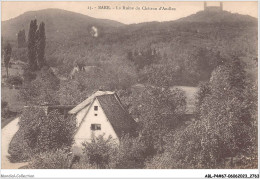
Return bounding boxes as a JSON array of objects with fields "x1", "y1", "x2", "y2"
[
  {"x1": 69, "y1": 91, "x2": 137, "y2": 138},
  {"x1": 96, "y1": 94, "x2": 137, "y2": 138},
  {"x1": 68, "y1": 91, "x2": 114, "y2": 114}
]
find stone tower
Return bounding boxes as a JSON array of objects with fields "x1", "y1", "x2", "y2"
[
  {"x1": 204, "y1": 2, "x2": 223, "y2": 12},
  {"x1": 220, "y1": 2, "x2": 223, "y2": 11}
]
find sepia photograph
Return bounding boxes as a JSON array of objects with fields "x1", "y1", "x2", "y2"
[{"x1": 1, "y1": 0, "x2": 258, "y2": 177}]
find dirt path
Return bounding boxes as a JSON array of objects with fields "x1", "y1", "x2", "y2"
[{"x1": 1, "y1": 117, "x2": 28, "y2": 169}]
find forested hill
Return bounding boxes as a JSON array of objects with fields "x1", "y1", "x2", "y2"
[
  {"x1": 2, "y1": 8, "x2": 258, "y2": 86},
  {"x1": 177, "y1": 10, "x2": 257, "y2": 23},
  {"x1": 2, "y1": 8, "x2": 124, "y2": 41}
]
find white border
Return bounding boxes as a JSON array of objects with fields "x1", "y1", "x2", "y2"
[{"x1": 1, "y1": 169, "x2": 260, "y2": 178}]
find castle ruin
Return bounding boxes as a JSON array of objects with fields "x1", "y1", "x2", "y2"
[{"x1": 204, "y1": 2, "x2": 223, "y2": 12}]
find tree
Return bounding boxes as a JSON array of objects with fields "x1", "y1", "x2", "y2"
[
  {"x1": 197, "y1": 60, "x2": 252, "y2": 165},
  {"x1": 36, "y1": 22, "x2": 46, "y2": 68},
  {"x1": 110, "y1": 135, "x2": 146, "y2": 169},
  {"x1": 3, "y1": 43, "x2": 12, "y2": 78},
  {"x1": 28, "y1": 19, "x2": 38, "y2": 71},
  {"x1": 18, "y1": 29, "x2": 26, "y2": 48},
  {"x1": 145, "y1": 56, "x2": 257, "y2": 169},
  {"x1": 27, "y1": 149, "x2": 71, "y2": 169},
  {"x1": 140, "y1": 63, "x2": 182, "y2": 88},
  {"x1": 82, "y1": 135, "x2": 117, "y2": 169},
  {"x1": 37, "y1": 110, "x2": 76, "y2": 152},
  {"x1": 19, "y1": 66, "x2": 60, "y2": 105},
  {"x1": 58, "y1": 80, "x2": 88, "y2": 105},
  {"x1": 119, "y1": 85, "x2": 186, "y2": 157},
  {"x1": 1, "y1": 36, "x2": 3, "y2": 58},
  {"x1": 8, "y1": 108, "x2": 76, "y2": 161}
]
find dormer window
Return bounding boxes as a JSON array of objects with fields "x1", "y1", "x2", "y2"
[{"x1": 94, "y1": 106, "x2": 98, "y2": 111}]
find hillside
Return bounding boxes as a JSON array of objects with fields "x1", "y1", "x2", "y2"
[
  {"x1": 2, "y1": 8, "x2": 258, "y2": 84},
  {"x1": 177, "y1": 10, "x2": 257, "y2": 23},
  {"x1": 2, "y1": 8, "x2": 124, "y2": 42}
]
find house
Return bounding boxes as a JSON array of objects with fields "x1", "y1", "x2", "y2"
[{"x1": 69, "y1": 91, "x2": 137, "y2": 154}]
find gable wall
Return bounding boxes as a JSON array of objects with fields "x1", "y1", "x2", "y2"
[
  {"x1": 73, "y1": 98, "x2": 119, "y2": 151},
  {"x1": 75, "y1": 105, "x2": 90, "y2": 127}
]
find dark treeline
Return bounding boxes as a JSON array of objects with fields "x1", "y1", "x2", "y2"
[{"x1": 27, "y1": 19, "x2": 46, "y2": 72}]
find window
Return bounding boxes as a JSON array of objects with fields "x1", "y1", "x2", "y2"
[
  {"x1": 91, "y1": 124, "x2": 101, "y2": 130},
  {"x1": 94, "y1": 114, "x2": 98, "y2": 116},
  {"x1": 94, "y1": 106, "x2": 98, "y2": 111}
]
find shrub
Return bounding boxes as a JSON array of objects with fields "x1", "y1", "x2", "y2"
[
  {"x1": 78, "y1": 135, "x2": 147, "y2": 169},
  {"x1": 110, "y1": 135, "x2": 146, "y2": 169},
  {"x1": 72, "y1": 155, "x2": 99, "y2": 169},
  {"x1": 8, "y1": 107, "x2": 76, "y2": 160},
  {"x1": 6, "y1": 75, "x2": 23, "y2": 86},
  {"x1": 27, "y1": 149, "x2": 71, "y2": 169},
  {"x1": 82, "y1": 135, "x2": 117, "y2": 169},
  {"x1": 8, "y1": 130, "x2": 31, "y2": 162},
  {"x1": 1, "y1": 100, "x2": 18, "y2": 120},
  {"x1": 1, "y1": 100, "x2": 8, "y2": 109}
]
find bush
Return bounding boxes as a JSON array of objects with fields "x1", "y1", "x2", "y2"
[
  {"x1": 6, "y1": 75, "x2": 23, "y2": 86},
  {"x1": 12, "y1": 47, "x2": 28, "y2": 62},
  {"x1": 8, "y1": 107, "x2": 76, "y2": 160},
  {"x1": 2, "y1": 100, "x2": 8, "y2": 109},
  {"x1": 27, "y1": 149, "x2": 71, "y2": 169},
  {"x1": 77, "y1": 135, "x2": 147, "y2": 169},
  {"x1": 82, "y1": 135, "x2": 117, "y2": 169},
  {"x1": 1, "y1": 100, "x2": 18, "y2": 120},
  {"x1": 8, "y1": 130, "x2": 31, "y2": 162},
  {"x1": 72, "y1": 155, "x2": 99, "y2": 169},
  {"x1": 110, "y1": 135, "x2": 146, "y2": 169}
]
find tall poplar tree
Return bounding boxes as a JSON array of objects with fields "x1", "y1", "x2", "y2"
[
  {"x1": 28, "y1": 19, "x2": 38, "y2": 71},
  {"x1": 36, "y1": 22, "x2": 46, "y2": 68},
  {"x1": 18, "y1": 29, "x2": 26, "y2": 48},
  {"x1": 3, "y1": 43, "x2": 12, "y2": 78}
]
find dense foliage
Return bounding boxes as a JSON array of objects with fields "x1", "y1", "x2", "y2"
[
  {"x1": 19, "y1": 66, "x2": 60, "y2": 105},
  {"x1": 27, "y1": 149, "x2": 71, "y2": 169},
  {"x1": 145, "y1": 57, "x2": 257, "y2": 169},
  {"x1": 28, "y1": 20, "x2": 46, "y2": 71},
  {"x1": 17, "y1": 29, "x2": 26, "y2": 48},
  {"x1": 28, "y1": 19, "x2": 38, "y2": 71},
  {"x1": 3, "y1": 43, "x2": 12, "y2": 77},
  {"x1": 2, "y1": 9, "x2": 257, "y2": 169},
  {"x1": 82, "y1": 135, "x2": 117, "y2": 168},
  {"x1": 8, "y1": 108, "x2": 76, "y2": 162}
]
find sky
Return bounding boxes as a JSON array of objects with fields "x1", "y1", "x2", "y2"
[{"x1": 2, "y1": 1, "x2": 258, "y2": 24}]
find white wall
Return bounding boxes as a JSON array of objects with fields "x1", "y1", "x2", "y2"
[
  {"x1": 75, "y1": 105, "x2": 90, "y2": 127},
  {"x1": 72, "y1": 98, "x2": 119, "y2": 154}
]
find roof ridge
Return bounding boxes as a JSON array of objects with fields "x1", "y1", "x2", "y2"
[{"x1": 68, "y1": 90, "x2": 115, "y2": 114}]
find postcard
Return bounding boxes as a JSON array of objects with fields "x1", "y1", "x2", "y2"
[{"x1": 1, "y1": 1, "x2": 258, "y2": 178}]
